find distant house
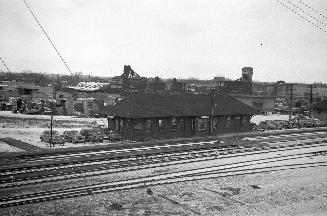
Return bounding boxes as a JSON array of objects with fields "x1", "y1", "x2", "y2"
[
  {"x1": 313, "y1": 100, "x2": 327, "y2": 122},
  {"x1": 106, "y1": 93, "x2": 257, "y2": 140},
  {"x1": 0, "y1": 81, "x2": 54, "y2": 100},
  {"x1": 216, "y1": 80, "x2": 252, "y2": 95},
  {"x1": 0, "y1": 84, "x2": 18, "y2": 99}
]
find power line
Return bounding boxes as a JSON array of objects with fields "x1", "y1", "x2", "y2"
[
  {"x1": 286, "y1": 0, "x2": 327, "y2": 28},
  {"x1": 22, "y1": 0, "x2": 73, "y2": 75},
  {"x1": 298, "y1": 0, "x2": 327, "y2": 20},
  {"x1": 278, "y1": 0, "x2": 327, "y2": 31},
  {"x1": 276, "y1": 0, "x2": 327, "y2": 33},
  {"x1": 0, "y1": 57, "x2": 12, "y2": 73}
]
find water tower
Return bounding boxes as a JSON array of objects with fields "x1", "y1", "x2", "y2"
[{"x1": 241, "y1": 67, "x2": 253, "y2": 82}]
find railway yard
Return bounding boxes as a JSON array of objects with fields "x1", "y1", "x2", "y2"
[
  {"x1": 0, "y1": 128, "x2": 327, "y2": 215},
  {"x1": 1, "y1": 0, "x2": 327, "y2": 214}
]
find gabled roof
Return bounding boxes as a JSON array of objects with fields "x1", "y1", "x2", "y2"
[
  {"x1": 107, "y1": 93, "x2": 257, "y2": 118},
  {"x1": 313, "y1": 100, "x2": 327, "y2": 110}
]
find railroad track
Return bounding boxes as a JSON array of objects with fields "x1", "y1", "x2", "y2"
[
  {"x1": 3, "y1": 133, "x2": 326, "y2": 174},
  {"x1": 242, "y1": 131, "x2": 327, "y2": 141},
  {"x1": 1, "y1": 137, "x2": 327, "y2": 188},
  {"x1": 0, "y1": 150, "x2": 326, "y2": 208},
  {"x1": 0, "y1": 145, "x2": 238, "y2": 176},
  {"x1": 3, "y1": 140, "x2": 219, "y2": 164},
  {"x1": 5, "y1": 131, "x2": 326, "y2": 165}
]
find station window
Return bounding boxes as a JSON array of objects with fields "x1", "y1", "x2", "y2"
[
  {"x1": 146, "y1": 120, "x2": 151, "y2": 132},
  {"x1": 134, "y1": 123, "x2": 143, "y2": 130},
  {"x1": 191, "y1": 118, "x2": 195, "y2": 131},
  {"x1": 213, "y1": 117, "x2": 218, "y2": 129},
  {"x1": 158, "y1": 119, "x2": 163, "y2": 131},
  {"x1": 226, "y1": 116, "x2": 231, "y2": 128},
  {"x1": 171, "y1": 117, "x2": 177, "y2": 131},
  {"x1": 241, "y1": 116, "x2": 247, "y2": 127},
  {"x1": 119, "y1": 119, "x2": 124, "y2": 132},
  {"x1": 198, "y1": 118, "x2": 207, "y2": 130}
]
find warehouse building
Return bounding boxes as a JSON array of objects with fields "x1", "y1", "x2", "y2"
[{"x1": 215, "y1": 67, "x2": 253, "y2": 95}]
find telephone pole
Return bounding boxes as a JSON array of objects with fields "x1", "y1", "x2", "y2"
[
  {"x1": 309, "y1": 84, "x2": 315, "y2": 118},
  {"x1": 210, "y1": 87, "x2": 216, "y2": 134},
  {"x1": 49, "y1": 104, "x2": 55, "y2": 148},
  {"x1": 288, "y1": 84, "x2": 294, "y2": 124},
  {"x1": 50, "y1": 114, "x2": 53, "y2": 148}
]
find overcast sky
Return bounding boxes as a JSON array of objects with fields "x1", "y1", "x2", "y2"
[{"x1": 0, "y1": 0, "x2": 327, "y2": 83}]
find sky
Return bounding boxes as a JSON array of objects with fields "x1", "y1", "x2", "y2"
[{"x1": 0, "y1": 0, "x2": 327, "y2": 83}]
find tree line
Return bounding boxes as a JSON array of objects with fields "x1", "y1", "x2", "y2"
[{"x1": 0, "y1": 71, "x2": 101, "y2": 87}]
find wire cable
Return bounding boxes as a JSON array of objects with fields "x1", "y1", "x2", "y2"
[
  {"x1": 0, "y1": 57, "x2": 12, "y2": 73},
  {"x1": 298, "y1": 0, "x2": 327, "y2": 20},
  {"x1": 276, "y1": 0, "x2": 327, "y2": 33},
  {"x1": 22, "y1": 0, "x2": 73, "y2": 75},
  {"x1": 286, "y1": 0, "x2": 327, "y2": 28}
]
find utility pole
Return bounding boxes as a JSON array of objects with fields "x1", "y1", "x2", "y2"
[
  {"x1": 309, "y1": 84, "x2": 314, "y2": 118},
  {"x1": 50, "y1": 114, "x2": 53, "y2": 148},
  {"x1": 210, "y1": 87, "x2": 216, "y2": 134},
  {"x1": 288, "y1": 84, "x2": 294, "y2": 124},
  {"x1": 49, "y1": 103, "x2": 55, "y2": 148},
  {"x1": 106, "y1": 115, "x2": 110, "y2": 130}
]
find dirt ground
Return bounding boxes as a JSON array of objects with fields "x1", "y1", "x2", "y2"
[
  {"x1": 1, "y1": 111, "x2": 327, "y2": 215},
  {"x1": 1, "y1": 165, "x2": 326, "y2": 216}
]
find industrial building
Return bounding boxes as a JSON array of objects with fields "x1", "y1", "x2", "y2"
[
  {"x1": 55, "y1": 91, "x2": 74, "y2": 115},
  {"x1": 215, "y1": 67, "x2": 253, "y2": 95},
  {"x1": 147, "y1": 76, "x2": 166, "y2": 93},
  {"x1": 111, "y1": 65, "x2": 147, "y2": 92}
]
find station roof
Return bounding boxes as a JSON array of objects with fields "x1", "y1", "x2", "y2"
[{"x1": 107, "y1": 93, "x2": 257, "y2": 118}]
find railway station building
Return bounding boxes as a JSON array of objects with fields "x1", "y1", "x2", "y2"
[{"x1": 107, "y1": 93, "x2": 257, "y2": 141}]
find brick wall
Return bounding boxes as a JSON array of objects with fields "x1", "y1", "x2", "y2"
[{"x1": 117, "y1": 115, "x2": 252, "y2": 141}]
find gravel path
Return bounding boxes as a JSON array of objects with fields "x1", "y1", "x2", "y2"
[
  {"x1": 1, "y1": 143, "x2": 327, "y2": 215},
  {"x1": 1, "y1": 165, "x2": 326, "y2": 215}
]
